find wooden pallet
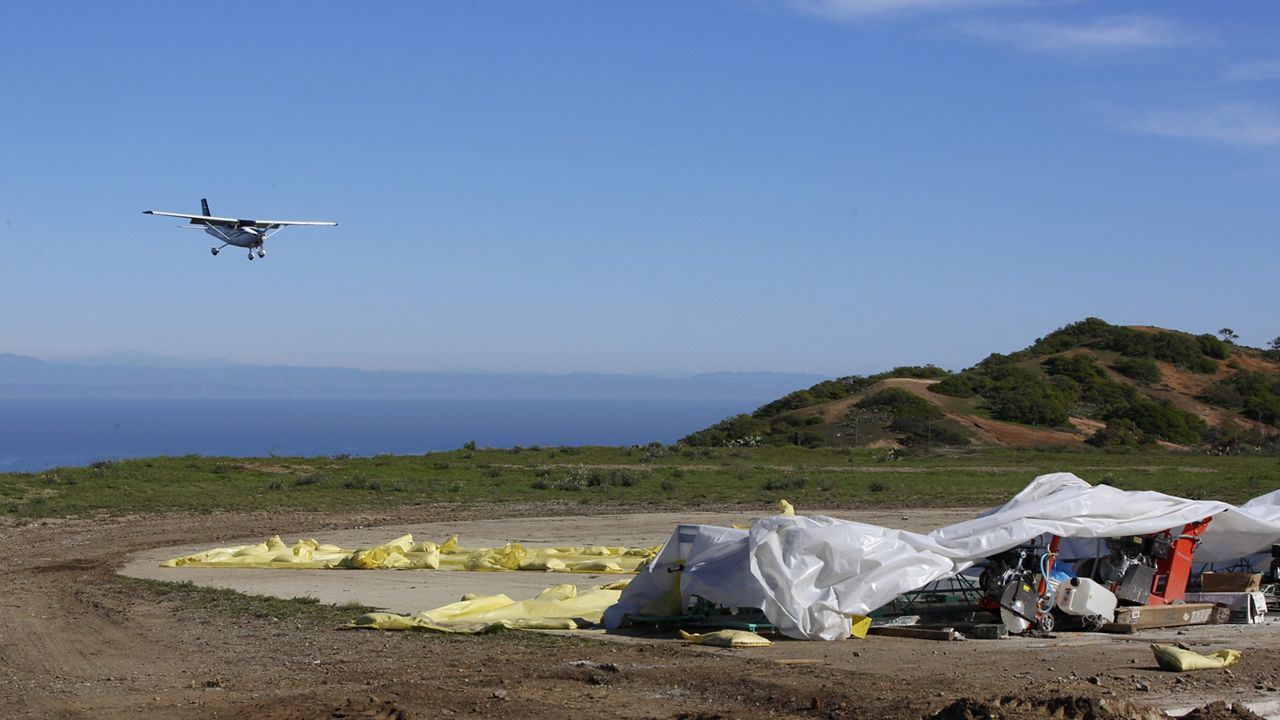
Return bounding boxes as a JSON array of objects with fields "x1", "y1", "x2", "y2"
[
  {"x1": 867, "y1": 626, "x2": 965, "y2": 641},
  {"x1": 1100, "y1": 602, "x2": 1229, "y2": 634}
]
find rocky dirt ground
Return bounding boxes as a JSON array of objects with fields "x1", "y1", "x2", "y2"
[{"x1": 2, "y1": 505, "x2": 1278, "y2": 719}]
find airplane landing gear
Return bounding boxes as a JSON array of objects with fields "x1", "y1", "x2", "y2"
[
  {"x1": 211, "y1": 247, "x2": 219, "y2": 256},
  {"x1": 256, "y1": 248, "x2": 265, "y2": 258},
  {"x1": 248, "y1": 250, "x2": 255, "y2": 260}
]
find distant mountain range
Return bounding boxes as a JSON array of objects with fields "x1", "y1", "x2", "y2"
[{"x1": 0, "y1": 353, "x2": 827, "y2": 401}]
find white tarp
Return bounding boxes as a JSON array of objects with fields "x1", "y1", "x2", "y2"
[{"x1": 604, "y1": 473, "x2": 1280, "y2": 641}]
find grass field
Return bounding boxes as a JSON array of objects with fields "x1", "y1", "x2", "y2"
[{"x1": 2, "y1": 445, "x2": 1276, "y2": 518}]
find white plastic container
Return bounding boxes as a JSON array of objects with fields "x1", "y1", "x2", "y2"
[{"x1": 1055, "y1": 577, "x2": 1117, "y2": 621}]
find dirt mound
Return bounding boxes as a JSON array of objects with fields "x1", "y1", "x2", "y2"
[
  {"x1": 925, "y1": 696, "x2": 1266, "y2": 720},
  {"x1": 929, "y1": 695, "x2": 1144, "y2": 720},
  {"x1": 1180, "y1": 701, "x2": 1268, "y2": 720}
]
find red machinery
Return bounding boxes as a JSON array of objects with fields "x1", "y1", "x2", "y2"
[
  {"x1": 978, "y1": 517, "x2": 1213, "y2": 634},
  {"x1": 1094, "y1": 517, "x2": 1212, "y2": 606}
]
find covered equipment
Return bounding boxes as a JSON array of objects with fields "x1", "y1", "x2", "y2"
[{"x1": 605, "y1": 473, "x2": 1280, "y2": 641}]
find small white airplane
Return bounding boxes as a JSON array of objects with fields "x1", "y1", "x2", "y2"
[{"x1": 143, "y1": 198, "x2": 337, "y2": 260}]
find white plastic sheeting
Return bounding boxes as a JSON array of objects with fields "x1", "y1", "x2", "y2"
[{"x1": 604, "y1": 473, "x2": 1280, "y2": 641}]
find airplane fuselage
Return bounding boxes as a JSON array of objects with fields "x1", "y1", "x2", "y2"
[{"x1": 205, "y1": 225, "x2": 265, "y2": 248}]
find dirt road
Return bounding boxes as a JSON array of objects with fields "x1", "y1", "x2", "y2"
[{"x1": 2, "y1": 505, "x2": 1278, "y2": 719}]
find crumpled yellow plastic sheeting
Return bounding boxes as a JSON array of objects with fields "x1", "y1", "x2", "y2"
[
  {"x1": 1151, "y1": 643, "x2": 1242, "y2": 672},
  {"x1": 162, "y1": 533, "x2": 659, "y2": 573},
  {"x1": 348, "y1": 583, "x2": 625, "y2": 634},
  {"x1": 679, "y1": 629, "x2": 773, "y2": 647}
]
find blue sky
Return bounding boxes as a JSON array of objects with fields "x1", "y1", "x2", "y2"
[{"x1": 1, "y1": 1, "x2": 1276, "y2": 375}]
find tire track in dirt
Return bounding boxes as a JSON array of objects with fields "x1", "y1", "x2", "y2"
[{"x1": 2, "y1": 520, "x2": 202, "y2": 716}]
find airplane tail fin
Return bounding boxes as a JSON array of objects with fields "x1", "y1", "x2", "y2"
[{"x1": 201, "y1": 198, "x2": 211, "y2": 216}]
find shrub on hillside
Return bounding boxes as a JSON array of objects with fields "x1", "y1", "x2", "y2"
[
  {"x1": 975, "y1": 352, "x2": 1021, "y2": 370},
  {"x1": 772, "y1": 414, "x2": 808, "y2": 428},
  {"x1": 1027, "y1": 317, "x2": 1114, "y2": 355},
  {"x1": 855, "y1": 388, "x2": 944, "y2": 420},
  {"x1": 1207, "y1": 422, "x2": 1280, "y2": 455},
  {"x1": 681, "y1": 413, "x2": 769, "y2": 446},
  {"x1": 790, "y1": 430, "x2": 825, "y2": 448},
  {"x1": 987, "y1": 386, "x2": 1073, "y2": 427},
  {"x1": 983, "y1": 367, "x2": 1074, "y2": 427},
  {"x1": 1099, "y1": 327, "x2": 1157, "y2": 358},
  {"x1": 883, "y1": 365, "x2": 951, "y2": 380},
  {"x1": 1103, "y1": 399, "x2": 1206, "y2": 445},
  {"x1": 1042, "y1": 354, "x2": 1108, "y2": 386},
  {"x1": 929, "y1": 373, "x2": 988, "y2": 398},
  {"x1": 1152, "y1": 333, "x2": 1206, "y2": 368},
  {"x1": 1078, "y1": 379, "x2": 1140, "y2": 415},
  {"x1": 1200, "y1": 381, "x2": 1243, "y2": 409},
  {"x1": 750, "y1": 377, "x2": 875, "y2": 419},
  {"x1": 1112, "y1": 357, "x2": 1162, "y2": 384},
  {"x1": 1048, "y1": 374, "x2": 1081, "y2": 402},
  {"x1": 1244, "y1": 395, "x2": 1280, "y2": 427},
  {"x1": 1039, "y1": 354, "x2": 1145, "y2": 415},
  {"x1": 1200, "y1": 371, "x2": 1280, "y2": 426},
  {"x1": 1197, "y1": 334, "x2": 1231, "y2": 360},
  {"x1": 1099, "y1": 327, "x2": 1220, "y2": 372},
  {"x1": 1087, "y1": 418, "x2": 1156, "y2": 449},
  {"x1": 1187, "y1": 355, "x2": 1219, "y2": 374}
]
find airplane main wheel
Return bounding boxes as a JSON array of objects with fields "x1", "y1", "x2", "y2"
[
  {"x1": 257, "y1": 250, "x2": 265, "y2": 258},
  {"x1": 211, "y1": 247, "x2": 219, "y2": 256},
  {"x1": 248, "y1": 252, "x2": 254, "y2": 260}
]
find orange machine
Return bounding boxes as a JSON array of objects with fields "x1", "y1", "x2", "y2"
[
  {"x1": 1093, "y1": 517, "x2": 1213, "y2": 606},
  {"x1": 977, "y1": 517, "x2": 1213, "y2": 635}
]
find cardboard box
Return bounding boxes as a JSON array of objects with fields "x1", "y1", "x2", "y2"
[
  {"x1": 1199, "y1": 572, "x2": 1262, "y2": 593},
  {"x1": 1184, "y1": 591, "x2": 1267, "y2": 624}
]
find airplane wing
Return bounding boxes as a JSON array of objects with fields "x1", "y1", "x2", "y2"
[
  {"x1": 143, "y1": 210, "x2": 241, "y2": 225},
  {"x1": 245, "y1": 219, "x2": 338, "y2": 227},
  {"x1": 143, "y1": 211, "x2": 337, "y2": 228}
]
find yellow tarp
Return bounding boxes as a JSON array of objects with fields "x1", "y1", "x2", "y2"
[
  {"x1": 162, "y1": 533, "x2": 660, "y2": 574},
  {"x1": 1151, "y1": 643, "x2": 1242, "y2": 672},
  {"x1": 348, "y1": 583, "x2": 625, "y2": 634},
  {"x1": 850, "y1": 614, "x2": 871, "y2": 639},
  {"x1": 679, "y1": 629, "x2": 773, "y2": 647}
]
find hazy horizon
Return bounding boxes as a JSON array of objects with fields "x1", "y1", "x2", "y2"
[{"x1": 15, "y1": 348, "x2": 830, "y2": 379}]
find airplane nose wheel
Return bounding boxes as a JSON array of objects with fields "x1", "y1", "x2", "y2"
[{"x1": 210, "y1": 247, "x2": 219, "y2": 256}]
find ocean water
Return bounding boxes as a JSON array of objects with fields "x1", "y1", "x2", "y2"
[{"x1": 0, "y1": 398, "x2": 754, "y2": 472}]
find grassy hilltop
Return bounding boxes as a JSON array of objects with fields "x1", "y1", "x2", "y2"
[{"x1": 684, "y1": 318, "x2": 1280, "y2": 454}]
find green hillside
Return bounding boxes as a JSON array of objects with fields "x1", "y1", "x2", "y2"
[{"x1": 683, "y1": 318, "x2": 1280, "y2": 453}]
